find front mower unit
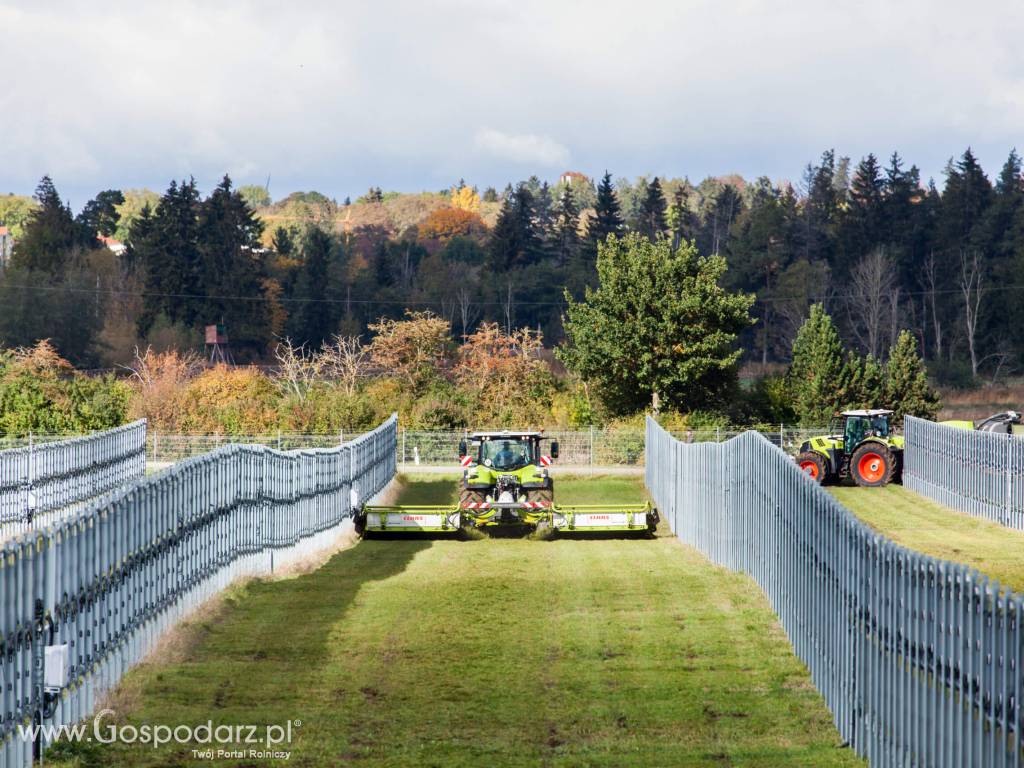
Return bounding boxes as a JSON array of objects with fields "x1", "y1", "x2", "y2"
[
  {"x1": 358, "y1": 428, "x2": 656, "y2": 535},
  {"x1": 359, "y1": 501, "x2": 658, "y2": 535}
]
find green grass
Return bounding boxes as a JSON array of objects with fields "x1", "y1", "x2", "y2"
[
  {"x1": 51, "y1": 475, "x2": 858, "y2": 767},
  {"x1": 830, "y1": 485, "x2": 1024, "y2": 592}
]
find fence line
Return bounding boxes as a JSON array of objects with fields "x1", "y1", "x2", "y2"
[
  {"x1": 904, "y1": 415, "x2": 1024, "y2": 530},
  {"x1": 0, "y1": 415, "x2": 397, "y2": 767},
  {"x1": 144, "y1": 426, "x2": 825, "y2": 466},
  {"x1": 646, "y1": 416, "x2": 1023, "y2": 767},
  {"x1": 0, "y1": 421, "x2": 147, "y2": 527}
]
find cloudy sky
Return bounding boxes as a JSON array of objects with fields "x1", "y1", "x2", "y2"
[{"x1": 3, "y1": 1, "x2": 1023, "y2": 206}]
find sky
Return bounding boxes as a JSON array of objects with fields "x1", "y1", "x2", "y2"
[{"x1": 3, "y1": 0, "x2": 1024, "y2": 207}]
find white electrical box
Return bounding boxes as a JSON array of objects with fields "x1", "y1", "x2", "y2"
[{"x1": 44, "y1": 644, "x2": 70, "y2": 691}]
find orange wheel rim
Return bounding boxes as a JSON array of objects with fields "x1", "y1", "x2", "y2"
[
  {"x1": 800, "y1": 461, "x2": 819, "y2": 479},
  {"x1": 857, "y1": 452, "x2": 885, "y2": 483}
]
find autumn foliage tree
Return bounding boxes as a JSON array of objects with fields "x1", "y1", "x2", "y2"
[
  {"x1": 454, "y1": 323, "x2": 557, "y2": 423},
  {"x1": 366, "y1": 311, "x2": 453, "y2": 391},
  {"x1": 450, "y1": 185, "x2": 481, "y2": 213},
  {"x1": 418, "y1": 207, "x2": 487, "y2": 241}
]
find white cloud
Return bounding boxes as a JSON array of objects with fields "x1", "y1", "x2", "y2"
[
  {"x1": 473, "y1": 129, "x2": 570, "y2": 168},
  {"x1": 2, "y1": 0, "x2": 1024, "y2": 201}
]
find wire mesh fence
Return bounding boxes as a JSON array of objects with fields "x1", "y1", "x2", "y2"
[
  {"x1": 646, "y1": 416, "x2": 1024, "y2": 767},
  {"x1": 904, "y1": 415, "x2": 1024, "y2": 530},
  {"x1": 0, "y1": 420, "x2": 147, "y2": 528},
  {"x1": 0, "y1": 415, "x2": 397, "y2": 767}
]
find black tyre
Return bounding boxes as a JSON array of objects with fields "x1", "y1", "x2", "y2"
[
  {"x1": 796, "y1": 452, "x2": 827, "y2": 485},
  {"x1": 850, "y1": 443, "x2": 895, "y2": 487}
]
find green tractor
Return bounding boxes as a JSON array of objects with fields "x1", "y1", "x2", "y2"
[
  {"x1": 795, "y1": 409, "x2": 904, "y2": 487},
  {"x1": 458, "y1": 431, "x2": 558, "y2": 525}
]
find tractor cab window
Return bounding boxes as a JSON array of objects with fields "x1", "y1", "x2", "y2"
[
  {"x1": 481, "y1": 438, "x2": 533, "y2": 470},
  {"x1": 844, "y1": 417, "x2": 870, "y2": 448},
  {"x1": 868, "y1": 415, "x2": 890, "y2": 437}
]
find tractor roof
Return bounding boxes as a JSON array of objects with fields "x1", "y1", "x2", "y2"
[
  {"x1": 470, "y1": 430, "x2": 545, "y2": 439},
  {"x1": 841, "y1": 409, "x2": 894, "y2": 417}
]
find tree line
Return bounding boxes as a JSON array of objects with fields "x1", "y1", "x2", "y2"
[{"x1": 0, "y1": 147, "x2": 1021, "y2": 391}]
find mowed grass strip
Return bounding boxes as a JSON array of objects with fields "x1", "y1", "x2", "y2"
[
  {"x1": 53, "y1": 475, "x2": 857, "y2": 767},
  {"x1": 830, "y1": 485, "x2": 1024, "y2": 593}
]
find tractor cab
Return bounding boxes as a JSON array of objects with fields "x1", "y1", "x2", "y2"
[
  {"x1": 459, "y1": 431, "x2": 559, "y2": 472},
  {"x1": 834, "y1": 409, "x2": 893, "y2": 449}
]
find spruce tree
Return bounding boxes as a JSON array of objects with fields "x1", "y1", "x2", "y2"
[
  {"x1": 287, "y1": 226, "x2": 339, "y2": 347},
  {"x1": 135, "y1": 178, "x2": 203, "y2": 336},
  {"x1": 583, "y1": 172, "x2": 623, "y2": 262},
  {"x1": 786, "y1": 304, "x2": 846, "y2": 425},
  {"x1": 638, "y1": 177, "x2": 668, "y2": 240},
  {"x1": 552, "y1": 185, "x2": 579, "y2": 267},
  {"x1": 885, "y1": 329, "x2": 940, "y2": 422},
  {"x1": 12, "y1": 176, "x2": 96, "y2": 273},
  {"x1": 666, "y1": 186, "x2": 699, "y2": 250},
  {"x1": 197, "y1": 175, "x2": 270, "y2": 350},
  {"x1": 858, "y1": 353, "x2": 885, "y2": 407},
  {"x1": 77, "y1": 190, "x2": 125, "y2": 238}
]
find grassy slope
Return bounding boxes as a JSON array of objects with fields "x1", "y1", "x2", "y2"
[
  {"x1": 54, "y1": 475, "x2": 857, "y2": 767},
  {"x1": 830, "y1": 485, "x2": 1024, "y2": 593}
]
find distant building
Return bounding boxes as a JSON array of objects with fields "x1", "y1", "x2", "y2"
[
  {"x1": 97, "y1": 234, "x2": 127, "y2": 256},
  {"x1": 559, "y1": 171, "x2": 590, "y2": 186},
  {"x1": 0, "y1": 226, "x2": 12, "y2": 268}
]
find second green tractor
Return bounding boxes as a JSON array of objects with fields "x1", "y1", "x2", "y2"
[{"x1": 796, "y1": 409, "x2": 904, "y2": 487}]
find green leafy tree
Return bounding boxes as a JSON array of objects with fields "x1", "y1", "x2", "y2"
[
  {"x1": 886, "y1": 329, "x2": 940, "y2": 422},
  {"x1": 238, "y1": 184, "x2": 271, "y2": 210},
  {"x1": 559, "y1": 233, "x2": 753, "y2": 414},
  {"x1": 786, "y1": 304, "x2": 846, "y2": 425}
]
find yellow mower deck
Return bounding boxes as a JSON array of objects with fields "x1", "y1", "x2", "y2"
[{"x1": 361, "y1": 502, "x2": 657, "y2": 534}]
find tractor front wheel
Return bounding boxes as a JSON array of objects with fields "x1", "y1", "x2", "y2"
[
  {"x1": 850, "y1": 444, "x2": 895, "y2": 487},
  {"x1": 796, "y1": 452, "x2": 826, "y2": 484}
]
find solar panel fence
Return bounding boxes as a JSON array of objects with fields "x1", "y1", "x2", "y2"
[
  {"x1": 0, "y1": 415, "x2": 396, "y2": 767},
  {"x1": 0, "y1": 421, "x2": 147, "y2": 526},
  {"x1": 904, "y1": 415, "x2": 1024, "y2": 530},
  {"x1": 646, "y1": 416, "x2": 1024, "y2": 767}
]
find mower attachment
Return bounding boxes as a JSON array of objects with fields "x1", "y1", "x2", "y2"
[{"x1": 359, "y1": 502, "x2": 657, "y2": 534}]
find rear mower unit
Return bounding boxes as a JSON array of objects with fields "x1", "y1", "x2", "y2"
[{"x1": 358, "y1": 430, "x2": 657, "y2": 535}]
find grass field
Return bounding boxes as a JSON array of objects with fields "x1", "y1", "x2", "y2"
[
  {"x1": 830, "y1": 485, "x2": 1024, "y2": 592},
  {"x1": 50, "y1": 475, "x2": 858, "y2": 767}
]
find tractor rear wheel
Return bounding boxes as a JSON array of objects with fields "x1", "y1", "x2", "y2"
[
  {"x1": 796, "y1": 452, "x2": 826, "y2": 484},
  {"x1": 460, "y1": 488, "x2": 486, "y2": 507},
  {"x1": 850, "y1": 444, "x2": 895, "y2": 487}
]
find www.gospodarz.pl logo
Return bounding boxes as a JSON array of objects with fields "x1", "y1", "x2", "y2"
[{"x1": 18, "y1": 709, "x2": 300, "y2": 760}]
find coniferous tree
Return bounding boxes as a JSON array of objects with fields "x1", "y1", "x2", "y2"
[
  {"x1": 196, "y1": 175, "x2": 269, "y2": 351},
  {"x1": 638, "y1": 177, "x2": 668, "y2": 240},
  {"x1": 583, "y1": 172, "x2": 623, "y2": 262},
  {"x1": 885, "y1": 329, "x2": 939, "y2": 421},
  {"x1": 135, "y1": 178, "x2": 203, "y2": 336},
  {"x1": 666, "y1": 186, "x2": 699, "y2": 250},
  {"x1": 12, "y1": 176, "x2": 96, "y2": 273},
  {"x1": 786, "y1": 304, "x2": 847, "y2": 425},
  {"x1": 486, "y1": 183, "x2": 540, "y2": 271},
  {"x1": 552, "y1": 185, "x2": 580, "y2": 267},
  {"x1": 77, "y1": 190, "x2": 125, "y2": 238},
  {"x1": 287, "y1": 226, "x2": 341, "y2": 347}
]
